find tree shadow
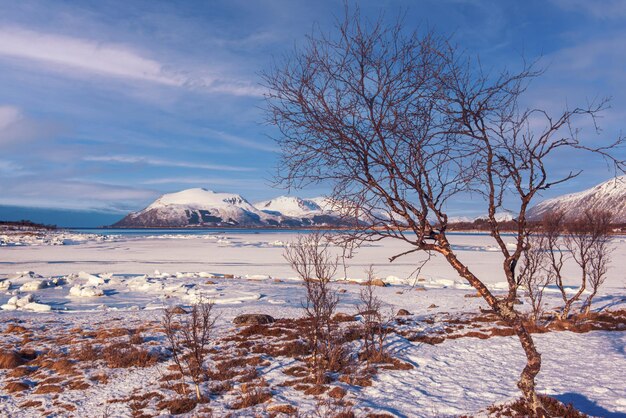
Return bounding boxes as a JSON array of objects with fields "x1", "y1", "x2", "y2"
[{"x1": 554, "y1": 393, "x2": 626, "y2": 418}]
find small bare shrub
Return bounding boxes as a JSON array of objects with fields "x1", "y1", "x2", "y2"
[
  {"x1": 518, "y1": 233, "x2": 551, "y2": 324},
  {"x1": 284, "y1": 232, "x2": 346, "y2": 383},
  {"x1": 357, "y1": 267, "x2": 393, "y2": 363},
  {"x1": 162, "y1": 296, "x2": 217, "y2": 401},
  {"x1": 579, "y1": 210, "x2": 613, "y2": 314}
]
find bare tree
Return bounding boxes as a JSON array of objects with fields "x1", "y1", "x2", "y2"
[
  {"x1": 518, "y1": 233, "x2": 551, "y2": 324},
  {"x1": 264, "y1": 7, "x2": 624, "y2": 413},
  {"x1": 284, "y1": 232, "x2": 343, "y2": 383},
  {"x1": 543, "y1": 209, "x2": 614, "y2": 319},
  {"x1": 542, "y1": 210, "x2": 571, "y2": 320},
  {"x1": 162, "y1": 297, "x2": 217, "y2": 401},
  {"x1": 577, "y1": 210, "x2": 614, "y2": 315}
]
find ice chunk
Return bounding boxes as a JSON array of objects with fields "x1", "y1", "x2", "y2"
[
  {"x1": 78, "y1": 271, "x2": 105, "y2": 286},
  {"x1": 23, "y1": 302, "x2": 52, "y2": 312},
  {"x1": 20, "y1": 280, "x2": 47, "y2": 291},
  {"x1": 16, "y1": 294, "x2": 34, "y2": 307},
  {"x1": 69, "y1": 285, "x2": 104, "y2": 298}
]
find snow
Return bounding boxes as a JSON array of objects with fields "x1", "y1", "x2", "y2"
[
  {"x1": 149, "y1": 188, "x2": 256, "y2": 211},
  {"x1": 529, "y1": 175, "x2": 626, "y2": 222},
  {"x1": 0, "y1": 229, "x2": 624, "y2": 417},
  {"x1": 254, "y1": 195, "x2": 324, "y2": 217}
]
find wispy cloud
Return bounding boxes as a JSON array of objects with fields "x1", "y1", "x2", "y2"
[
  {"x1": 204, "y1": 129, "x2": 278, "y2": 153},
  {"x1": 84, "y1": 155, "x2": 255, "y2": 172},
  {"x1": 0, "y1": 27, "x2": 263, "y2": 97},
  {"x1": 0, "y1": 179, "x2": 157, "y2": 212},
  {"x1": 141, "y1": 176, "x2": 269, "y2": 189},
  {"x1": 0, "y1": 27, "x2": 181, "y2": 85}
]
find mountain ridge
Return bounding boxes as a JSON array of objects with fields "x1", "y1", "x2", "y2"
[{"x1": 527, "y1": 175, "x2": 626, "y2": 222}]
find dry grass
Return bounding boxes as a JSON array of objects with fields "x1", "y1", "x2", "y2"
[
  {"x1": 7, "y1": 366, "x2": 34, "y2": 378},
  {"x1": 230, "y1": 385, "x2": 273, "y2": 409},
  {"x1": 486, "y1": 395, "x2": 588, "y2": 417},
  {"x1": 95, "y1": 327, "x2": 132, "y2": 340},
  {"x1": 102, "y1": 342, "x2": 159, "y2": 368},
  {"x1": 4, "y1": 381, "x2": 30, "y2": 393},
  {"x1": 267, "y1": 403, "x2": 298, "y2": 415},
  {"x1": 19, "y1": 400, "x2": 42, "y2": 409},
  {"x1": 5, "y1": 324, "x2": 29, "y2": 334},
  {"x1": 90, "y1": 372, "x2": 109, "y2": 384},
  {"x1": 0, "y1": 350, "x2": 27, "y2": 369},
  {"x1": 34, "y1": 384, "x2": 63, "y2": 394},
  {"x1": 157, "y1": 397, "x2": 198, "y2": 415}
]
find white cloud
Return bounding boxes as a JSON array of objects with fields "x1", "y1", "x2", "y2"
[
  {"x1": 84, "y1": 155, "x2": 255, "y2": 172},
  {"x1": 0, "y1": 27, "x2": 182, "y2": 86},
  {"x1": 0, "y1": 27, "x2": 263, "y2": 96}
]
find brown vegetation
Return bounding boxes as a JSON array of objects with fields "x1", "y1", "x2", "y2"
[
  {"x1": 486, "y1": 395, "x2": 588, "y2": 417},
  {"x1": 0, "y1": 350, "x2": 26, "y2": 369},
  {"x1": 4, "y1": 381, "x2": 30, "y2": 393}
]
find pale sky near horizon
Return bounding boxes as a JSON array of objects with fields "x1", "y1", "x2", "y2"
[{"x1": 0, "y1": 0, "x2": 625, "y2": 225}]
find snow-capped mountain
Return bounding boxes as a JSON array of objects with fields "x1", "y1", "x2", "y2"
[
  {"x1": 114, "y1": 188, "x2": 281, "y2": 227},
  {"x1": 113, "y1": 190, "x2": 352, "y2": 228},
  {"x1": 527, "y1": 175, "x2": 626, "y2": 222},
  {"x1": 255, "y1": 196, "x2": 323, "y2": 217}
]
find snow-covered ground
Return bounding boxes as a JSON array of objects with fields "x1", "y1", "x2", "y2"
[{"x1": 0, "y1": 231, "x2": 624, "y2": 417}]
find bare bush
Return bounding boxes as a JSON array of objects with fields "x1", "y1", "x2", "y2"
[
  {"x1": 284, "y1": 232, "x2": 345, "y2": 383},
  {"x1": 545, "y1": 209, "x2": 614, "y2": 319},
  {"x1": 578, "y1": 210, "x2": 613, "y2": 315},
  {"x1": 357, "y1": 267, "x2": 393, "y2": 363},
  {"x1": 518, "y1": 234, "x2": 551, "y2": 324},
  {"x1": 162, "y1": 297, "x2": 217, "y2": 401}
]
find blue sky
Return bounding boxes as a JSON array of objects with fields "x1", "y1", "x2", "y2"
[{"x1": 0, "y1": 0, "x2": 625, "y2": 226}]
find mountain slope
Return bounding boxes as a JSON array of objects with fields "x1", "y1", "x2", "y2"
[
  {"x1": 254, "y1": 196, "x2": 323, "y2": 217},
  {"x1": 114, "y1": 188, "x2": 280, "y2": 227},
  {"x1": 254, "y1": 196, "x2": 351, "y2": 226},
  {"x1": 527, "y1": 176, "x2": 626, "y2": 222}
]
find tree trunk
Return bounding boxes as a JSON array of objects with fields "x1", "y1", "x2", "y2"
[
  {"x1": 580, "y1": 290, "x2": 597, "y2": 315},
  {"x1": 559, "y1": 283, "x2": 586, "y2": 320},
  {"x1": 440, "y1": 246, "x2": 546, "y2": 414},
  {"x1": 503, "y1": 305, "x2": 547, "y2": 416}
]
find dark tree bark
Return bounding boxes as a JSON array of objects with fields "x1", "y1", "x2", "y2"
[{"x1": 263, "y1": 7, "x2": 625, "y2": 414}]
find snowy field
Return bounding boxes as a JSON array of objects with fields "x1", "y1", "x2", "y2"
[{"x1": 0, "y1": 230, "x2": 625, "y2": 417}]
